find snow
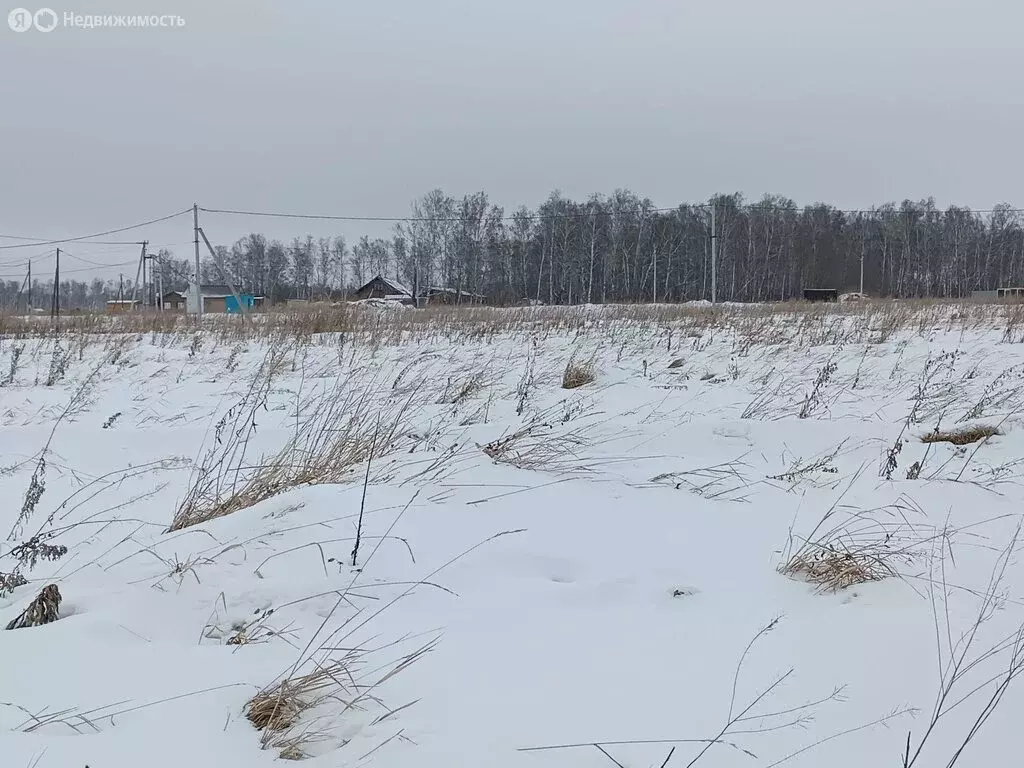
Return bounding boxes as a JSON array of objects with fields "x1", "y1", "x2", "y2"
[
  {"x1": 2, "y1": 305, "x2": 1024, "y2": 767},
  {"x1": 350, "y1": 296, "x2": 412, "y2": 310}
]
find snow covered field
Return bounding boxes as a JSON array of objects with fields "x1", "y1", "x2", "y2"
[{"x1": 2, "y1": 302, "x2": 1024, "y2": 767}]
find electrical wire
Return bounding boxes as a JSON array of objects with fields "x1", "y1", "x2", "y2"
[
  {"x1": 0, "y1": 235, "x2": 147, "y2": 245},
  {"x1": 0, "y1": 259, "x2": 138, "y2": 279},
  {"x1": 198, "y1": 204, "x2": 702, "y2": 223},
  {"x1": 0, "y1": 208, "x2": 191, "y2": 250},
  {"x1": 200, "y1": 201, "x2": 1024, "y2": 223},
  {"x1": 61, "y1": 247, "x2": 141, "y2": 267},
  {"x1": 0, "y1": 246, "x2": 60, "y2": 269}
]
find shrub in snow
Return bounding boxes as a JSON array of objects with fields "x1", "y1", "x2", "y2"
[
  {"x1": 5, "y1": 584, "x2": 62, "y2": 630},
  {"x1": 562, "y1": 359, "x2": 595, "y2": 389}
]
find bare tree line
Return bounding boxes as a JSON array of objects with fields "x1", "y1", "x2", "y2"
[{"x1": 4, "y1": 191, "x2": 1024, "y2": 310}]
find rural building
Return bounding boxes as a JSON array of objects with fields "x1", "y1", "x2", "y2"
[
  {"x1": 186, "y1": 284, "x2": 263, "y2": 314},
  {"x1": 802, "y1": 288, "x2": 838, "y2": 303},
  {"x1": 353, "y1": 276, "x2": 413, "y2": 303},
  {"x1": 420, "y1": 286, "x2": 487, "y2": 306},
  {"x1": 160, "y1": 290, "x2": 188, "y2": 311},
  {"x1": 106, "y1": 299, "x2": 139, "y2": 314},
  {"x1": 971, "y1": 288, "x2": 1024, "y2": 300},
  {"x1": 225, "y1": 294, "x2": 261, "y2": 314}
]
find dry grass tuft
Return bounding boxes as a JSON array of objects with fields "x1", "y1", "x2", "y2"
[
  {"x1": 277, "y1": 743, "x2": 306, "y2": 761},
  {"x1": 562, "y1": 360, "x2": 595, "y2": 389},
  {"x1": 780, "y1": 475, "x2": 939, "y2": 592},
  {"x1": 920, "y1": 424, "x2": 1001, "y2": 446},
  {"x1": 246, "y1": 638, "x2": 435, "y2": 760},
  {"x1": 246, "y1": 686, "x2": 304, "y2": 732},
  {"x1": 783, "y1": 547, "x2": 893, "y2": 591},
  {"x1": 245, "y1": 658, "x2": 357, "y2": 759}
]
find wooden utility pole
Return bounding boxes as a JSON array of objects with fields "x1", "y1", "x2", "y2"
[
  {"x1": 17, "y1": 263, "x2": 30, "y2": 314},
  {"x1": 710, "y1": 204, "x2": 718, "y2": 305},
  {"x1": 130, "y1": 242, "x2": 145, "y2": 309},
  {"x1": 141, "y1": 241, "x2": 150, "y2": 308},
  {"x1": 26, "y1": 260, "x2": 31, "y2": 313},
  {"x1": 145, "y1": 246, "x2": 162, "y2": 309},
  {"x1": 193, "y1": 203, "x2": 203, "y2": 315},
  {"x1": 51, "y1": 248, "x2": 60, "y2": 318},
  {"x1": 141, "y1": 241, "x2": 147, "y2": 307}
]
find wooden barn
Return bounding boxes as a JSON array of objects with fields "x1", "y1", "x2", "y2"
[{"x1": 353, "y1": 276, "x2": 413, "y2": 303}]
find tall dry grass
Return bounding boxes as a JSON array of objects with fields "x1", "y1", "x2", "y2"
[
  {"x1": 779, "y1": 473, "x2": 946, "y2": 592},
  {"x1": 170, "y1": 353, "x2": 417, "y2": 531},
  {"x1": 2, "y1": 297, "x2": 1022, "y2": 350}
]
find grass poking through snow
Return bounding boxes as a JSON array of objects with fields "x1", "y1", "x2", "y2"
[
  {"x1": 562, "y1": 359, "x2": 595, "y2": 389},
  {"x1": 920, "y1": 424, "x2": 1001, "y2": 446}
]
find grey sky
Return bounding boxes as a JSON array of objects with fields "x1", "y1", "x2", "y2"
[{"x1": 2, "y1": 0, "x2": 1023, "y2": 280}]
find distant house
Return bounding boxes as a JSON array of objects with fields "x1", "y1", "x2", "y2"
[
  {"x1": 420, "y1": 286, "x2": 487, "y2": 306},
  {"x1": 106, "y1": 299, "x2": 139, "y2": 315},
  {"x1": 161, "y1": 290, "x2": 188, "y2": 311},
  {"x1": 187, "y1": 284, "x2": 230, "y2": 314},
  {"x1": 353, "y1": 276, "x2": 413, "y2": 303},
  {"x1": 803, "y1": 288, "x2": 838, "y2": 303},
  {"x1": 186, "y1": 284, "x2": 262, "y2": 314}
]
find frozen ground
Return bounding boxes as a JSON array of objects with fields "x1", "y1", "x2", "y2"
[{"x1": 2, "y1": 303, "x2": 1024, "y2": 767}]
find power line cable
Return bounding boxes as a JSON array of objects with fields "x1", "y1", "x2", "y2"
[
  {"x1": 61, "y1": 249, "x2": 131, "y2": 267},
  {"x1": 201, "y1": 201, "x2": 1024, "y2": 223},
  {"x1": 0, "y1": 235, "x2": 148, "y2": 245},
  {"x1": 198, "y1": 204, "x2": 702, "y2": 224},
  {"x1": 0, "y1": 259, "x2": 137, "y2": 279},
  {"x1": 0, "y1": 209, "x2": 191, "y2": 250},
  {"x1": 0, "y1": 246, "x2": 60, "y2": 269}
]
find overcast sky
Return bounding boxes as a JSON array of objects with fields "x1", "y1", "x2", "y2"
[{"x1": 2, "y1": 0, "x2": 1022, "y2": 281}]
